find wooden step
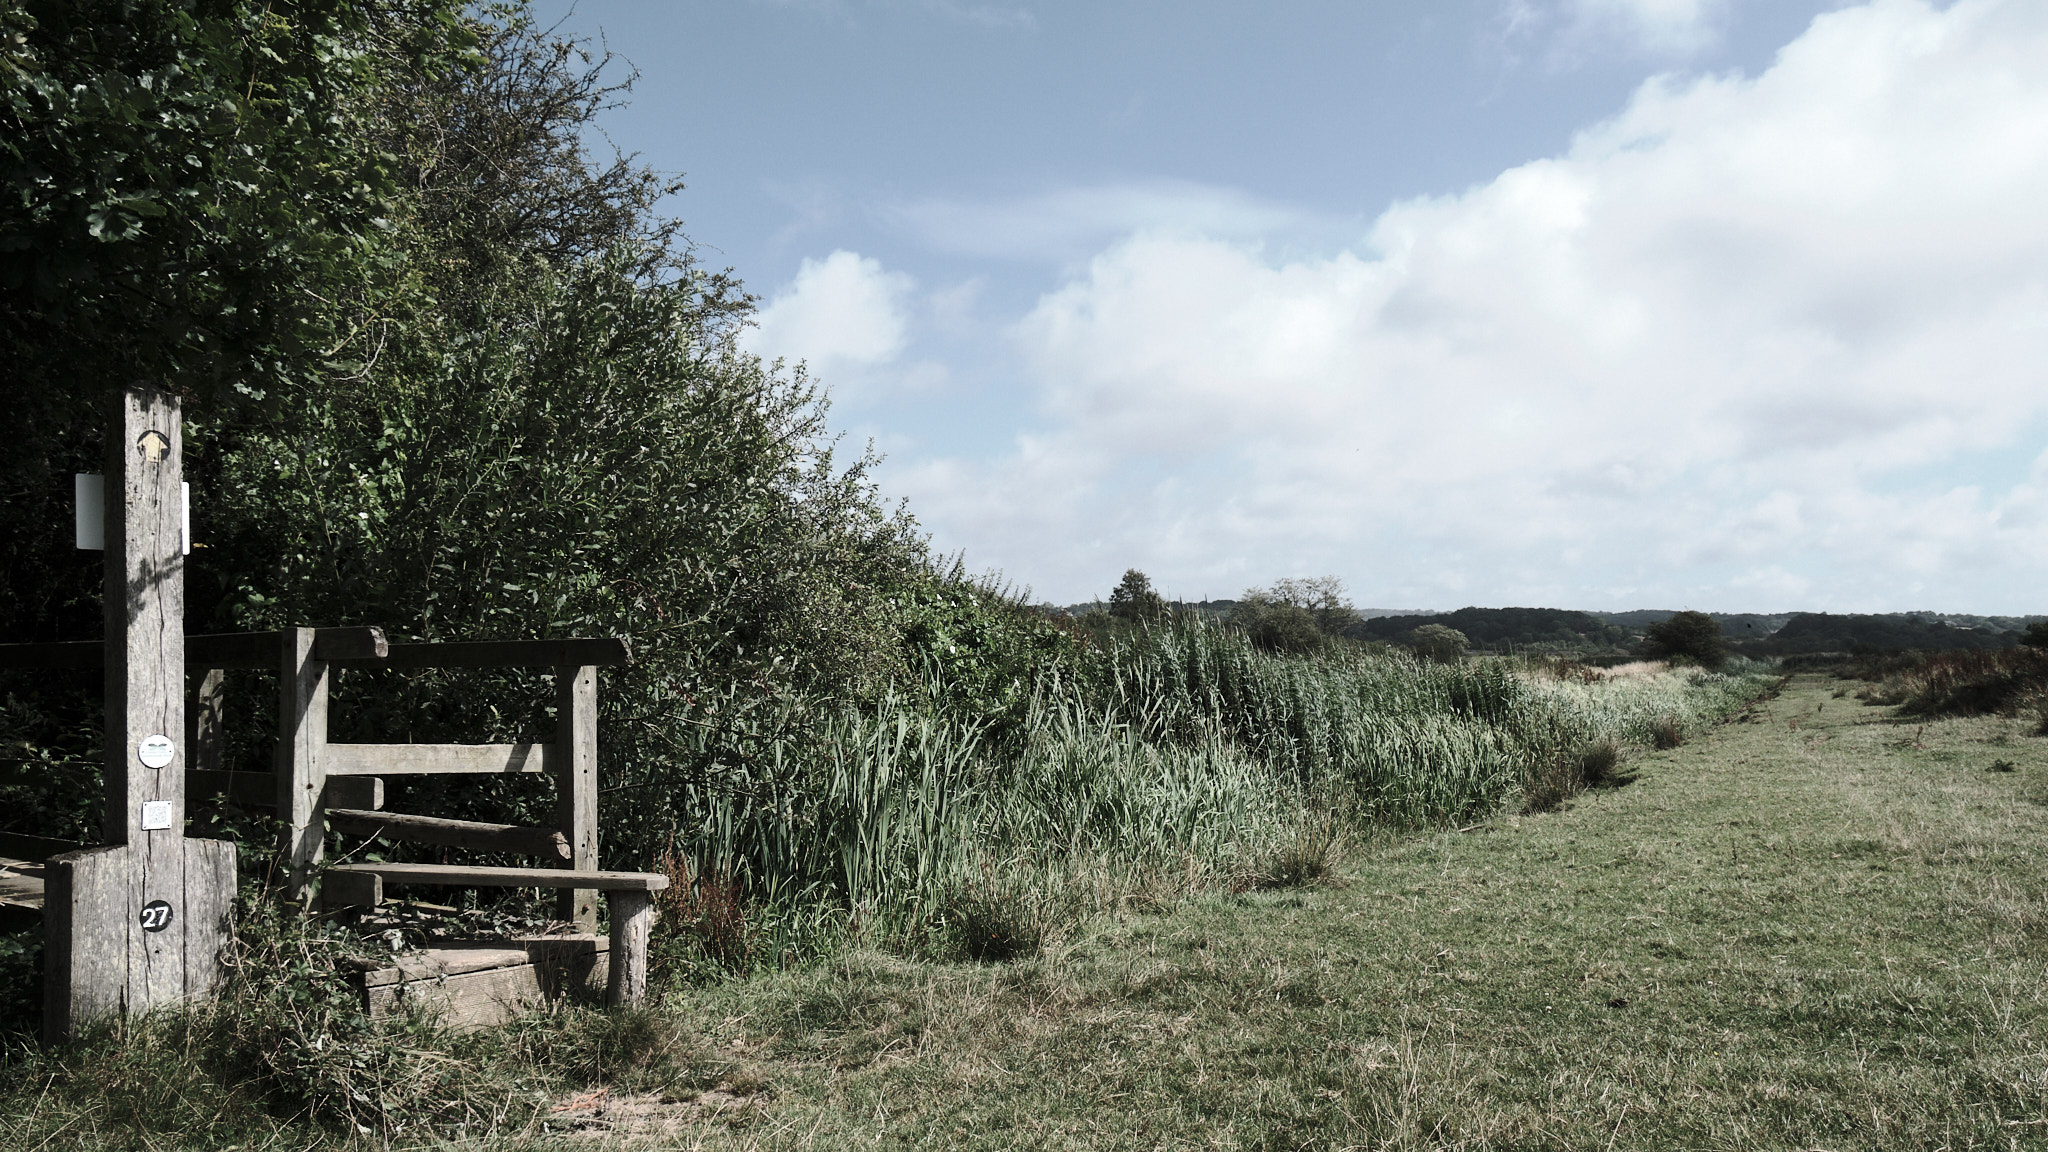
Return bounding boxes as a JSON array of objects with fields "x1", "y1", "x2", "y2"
[
  {"x1": 0, "y1": 855, "x2": 46, "y2": 912},
  {"x1": 356, "y1": 936, "x2": 609, "y2": 1029}
]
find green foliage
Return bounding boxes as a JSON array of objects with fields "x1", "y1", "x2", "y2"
[
  {"x1": 1107, "y1": 568, "x2": 1167, "y2": 625},
  {"x1": 1408, "y1": 623, "x2": 1467, "y2": 664},
  {"x1": 1230, "y1": 576, "x2": 1357, "y2": 654},
  {"x1": 1642, "y1": 610, "x2": 1728, "y2": 669},
  {"x1": 2021, "y1": 621, "x2": 2048, "y2": 649}
]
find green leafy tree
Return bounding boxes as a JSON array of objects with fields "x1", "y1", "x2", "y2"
[
  {"x1": 2020, "y1": 621, "x2": 2048, "y2": 649},
  {"x1": 1408, "y1": 624, "x2": 1467, "y2": 664},
  {"x1": 1642, "y1": 610, "x2": 1727, "y2": 669},
  {"x1": 1231, "y1": 576, "x2": 1358, "y2": 654},
  {"x1": 1108, "y1": 569, "x2": 1168, "y2": 625}
]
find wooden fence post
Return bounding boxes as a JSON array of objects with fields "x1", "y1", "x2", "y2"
[
  {"x1": 554, "y1": 665, "x2": 599, "y2": 931},
  {"x1": 44, "y1": 384, "x2": 236, "y2": 1040},
  {"x1": 278, "y1": 628, "x2": 329, "y2": 905}
]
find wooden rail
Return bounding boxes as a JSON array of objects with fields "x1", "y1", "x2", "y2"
[
  {"x1": 0, "y1": 627, "x2": 388, "y2": 670},
  {"x1": 323, "y1": 743, "x2": 549, "y2": 776},
  {"x1": 325, "y1": 809, "x2": 570, "y2": 860}
]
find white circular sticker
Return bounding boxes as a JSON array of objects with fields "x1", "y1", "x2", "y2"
[{"x1": 137, "y1": 734, "x2": 175, "y2": 769}]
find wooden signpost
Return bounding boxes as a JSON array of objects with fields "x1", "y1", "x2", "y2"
[{"x1": 42, "y1": 385, "x2": 237, "y2": 1040}]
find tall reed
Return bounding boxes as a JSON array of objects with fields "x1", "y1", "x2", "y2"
[{"x1": 652, "y1": 620, "x2": 1777, "y2": 969}]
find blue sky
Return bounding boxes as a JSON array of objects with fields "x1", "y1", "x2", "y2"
[{"x1": 533, "y1": 0, "x2": 2048, "y2": 613}]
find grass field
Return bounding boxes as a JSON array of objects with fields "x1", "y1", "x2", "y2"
[
  {"x1": 536, "y1": 674, "x2": 2048, "y2": 1149},
  {"x1": 13, "y1": 672, "x2": 2048, "y2": 1149}
]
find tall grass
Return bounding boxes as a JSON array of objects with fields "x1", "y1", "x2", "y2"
[{"x1": 654, "y1": 621, "x2": 1778, "y2": 968}]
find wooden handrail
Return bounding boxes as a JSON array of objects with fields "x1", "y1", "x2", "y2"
[
  {"x1": 0, "y1": 627, "x2": 388, "y2": 670},
  {"x1": 368, "y1": 638, "x2": 631, "y2": 670}
]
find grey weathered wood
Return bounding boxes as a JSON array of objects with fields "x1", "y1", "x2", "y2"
[
  {"x1": 555, "y1": 664, "x2": 599, "y2": 930},
  {"x1": 279, "y1": 629, "x2": 329, "y2": 904},
  {"x1": 187, "y1": 667, "x2": 224, "y2": 776},
  {"x1": 318, "y1": 868, "x2": 382, "y2": 913},
  {"x1": 326, "y1": 862, "x2": 667, "y2": 890},
  {"x1": 324, "y1": 742, "x2": 548, "y2": 776},
  {"x1": 358, "y1": 937, "x2": 608, "y2": 1029},
  {"x1": 0, "y1": 627, "x2": 387, "y2": 670},
  {"x1": 42, "y1": 837, "x2": 235, "y2": 1040},
  {"x1": 367, "y1": 637, "x2": 631, "y2": 670},
  {"x1": 1, "y1": 855, "x2": 48, "y2": 910},
  {"x1": 103, "y1": 385, "x2": 184, "y2": 848},
  {"x1": 189, "y1": 771, "x2": 382, "y2": 812},
  {"x1": 41, "y1": 386, "x2": 236, "y2": 1038},
  {"x1": 606, "y1": 889, "x2": 652, "y2": 1008},
  {"x1": 0, "y1": 831, "x2": 85, "y2": 860},
  {"x1": 44, "y1": 846, "x2": 131, "y2": 1037},
  {"x1": 325, "y1": 808, "x2": 571, "y2": 860}
]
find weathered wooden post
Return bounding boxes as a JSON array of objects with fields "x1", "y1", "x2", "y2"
[{"x1": 43, "y1": 385, "x2": 237, "y2": 1040}]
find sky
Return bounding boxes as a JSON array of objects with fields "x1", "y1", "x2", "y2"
[{"x1": 531, "y1": 0, "x2": 2048, "y2": 614}]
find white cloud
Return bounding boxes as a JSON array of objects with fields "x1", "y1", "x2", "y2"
[
  {"x1": 895, "y1": 0, "x2": 2048, "y2": 610},
  {"x1": 742, "y1": 250, "x2": 914, "y2": 380}
]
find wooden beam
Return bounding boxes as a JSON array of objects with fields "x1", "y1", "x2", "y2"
[
  {"x1": 324, "y1": 743, "x2": 549, "y2": 776},
  {"x1": 367, "y1": 638, "x2": 630, "y2": 670},
  {"x1": 187, "y1": 772, "x2": 381, "y2": 812},
  {"x1": 326, "y1": 862, "x2": 667, "y2": 891},
  {"x1": 0, "y1": 627, "x2": 387, "y2": 671},
  {"x1": 325, "y1": 808, "x2": 571, "y2": 860}
]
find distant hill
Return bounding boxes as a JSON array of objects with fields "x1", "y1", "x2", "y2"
[
  {"x1": 1346, "y1": 607, "x2": 1627, "y2": 651},
  {"x1": 1745, "y1": 612, "x2": 2018, "y2": 654},
  {"x1": 1594, "y1": 611, "x2": 1797, "y2": 637}
]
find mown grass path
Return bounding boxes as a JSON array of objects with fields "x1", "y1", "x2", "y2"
[{"x1": 571, "y1": 675, "x2": 2048, "y2": 1150}]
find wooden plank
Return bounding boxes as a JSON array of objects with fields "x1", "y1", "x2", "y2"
[
  {"x1": 325, "y1": 809, "x2": 571, "y2": 860},
  {"x1": 359, "y1": 936, "x2": 607, "y2": 986},
  {"x1": 0, "y1": 832, "x2": 85, "y2": 860},
  {"x1": 0, "y1": 856, "x2": 47, "y2": 910},
  {"x1": 189, "y1": 771, "x2": 382, "y2": 812},
  {"x1": 324, "y1": 743, "x2": 549, "y2": 776},
  {"x1": 0, "y1": 627, "x2": 387, "y2": 671},
  {"x1": 318, "y1": 868, "x2": 381, "y2": 913},
  {"x1": 189, "y1": 627, "x2": 389, "y2": 669},
  {"x1": 556, "y1": 664, "x2": 599, "y2": 929},
  {"x1": 606, "y1": 889, "x2": 653, "y2": 1008},
  {"x1": 327, "y1": 862, "x2": 668, "y2": 891},
  {"x1": 359, "y1": 938, "x2": 608, "y2": 1029},
  {"x1": 367, "y1": 637, "x2": 631, "y2": 670},
  {"x1": 278, "y1": 628, "x2": 328, "y2": 904}
]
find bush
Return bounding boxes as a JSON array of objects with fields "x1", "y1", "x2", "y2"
[
  {"x1": 1408, "y1": 624, "x2": 1468, "y2": 664},
  {"x1": 1643, "y1": 611, "x2": 1727, "y2": 669}
]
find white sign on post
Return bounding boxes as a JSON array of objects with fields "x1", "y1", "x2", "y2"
[
  {"x1": 137, "y1": 734, "x2": 175, "y2": 769},
  {"x1": 75, "y1": 474, "x2": 188, "y2": 554}
]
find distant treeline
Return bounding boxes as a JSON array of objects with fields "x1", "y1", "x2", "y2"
[{"x1": 1054, "y1": 600, "x2": 2047, "y2": 658}]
